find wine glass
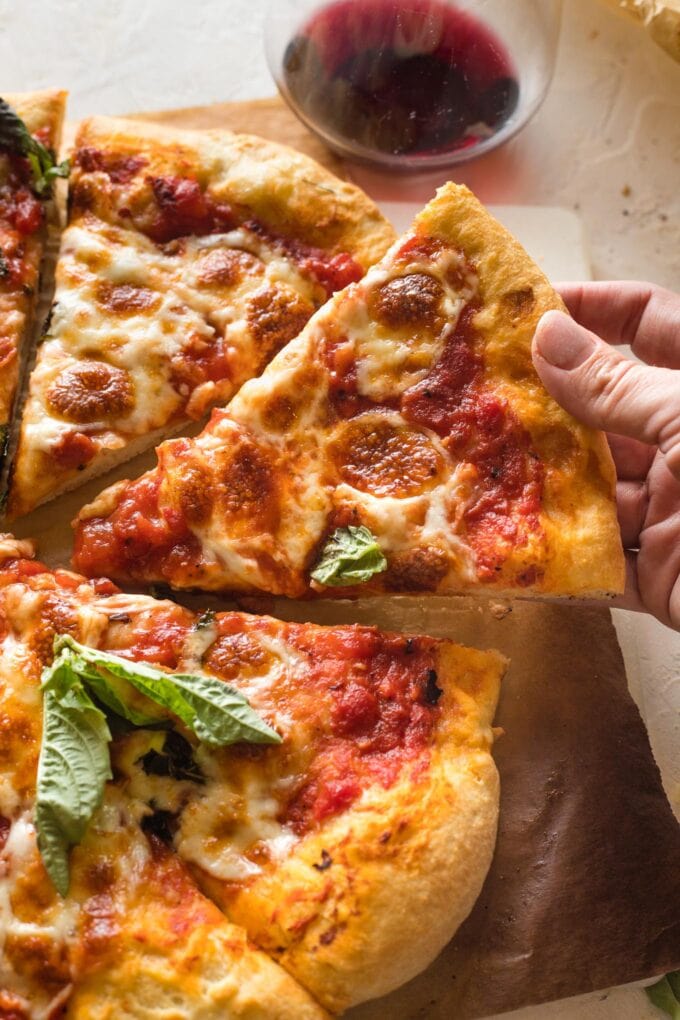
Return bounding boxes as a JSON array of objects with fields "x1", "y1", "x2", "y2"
[{"x1": 265, "y1": 0, "x2": 563, "y2": 171}]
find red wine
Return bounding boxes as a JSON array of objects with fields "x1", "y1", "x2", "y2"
[{"x1": 283, "y1": 0, "x2": 519, "y2": 158}]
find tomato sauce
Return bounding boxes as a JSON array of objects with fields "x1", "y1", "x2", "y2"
[
  {"x1": 402, "y1": 301, "x2": 543, "y2": 578},
  {"x1": 73, "y1": 471, "x2": 201, "y2": 583},
  {"x1": 282, "y1": 626, "x2": 440, "y2": 833}
]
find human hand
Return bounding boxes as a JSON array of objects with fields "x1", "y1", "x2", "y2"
[{"x1": 532, "y1": 281, "x2": 680, "y2": 630}]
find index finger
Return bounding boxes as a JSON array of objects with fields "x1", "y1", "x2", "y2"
[{"x1": 557, "y1": 281, "x2": 680, "y2": 369}]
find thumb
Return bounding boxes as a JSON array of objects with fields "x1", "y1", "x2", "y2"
[{"x1": 532, "y1": 310, "x2": 680, "y2": 478}]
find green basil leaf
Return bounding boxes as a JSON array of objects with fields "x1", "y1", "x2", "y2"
[
  {"x1": 0, "y1": 97, "x2": 70, "y2": 196},
  {"x1": 35, "y1": 686, "x2": 112, "y2": 897},
  {"x1": 44, "y1": 643, "x2": 159, "y2": 728},
  {"x1": 54, "y1": 636, "x2": 281, "y2": 747},
  {"x1": 0, "y1": 97, "x2": 32, "y2": 156},
  {"x1": 646, "y1": 974, "x2": 680, "y2": 1019},
  {"x1": 0, "y1": 250, "x2": 9, "y2": 279},
  {"x1": 311, "y1": 525, "x2": 387, "y2": 587}
]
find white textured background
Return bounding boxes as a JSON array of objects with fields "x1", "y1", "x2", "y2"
[{"x1": 1, "y1": 1, "x2": 679, "y2": 1018}]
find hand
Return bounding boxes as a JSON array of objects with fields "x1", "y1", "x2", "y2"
[{"x1": 532, "y1": 281, "x2": 680, "y2": 630}]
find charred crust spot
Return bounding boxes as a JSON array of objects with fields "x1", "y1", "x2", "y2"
[
  {"x1": 330, "y1": 415, "x2": 442, "y2": 497},
  {"x1": 385, "y1": 546, "x2": 449, "y2": 592},
  {"x1": 196, "y1": 248, "x2": 263, "y2": 287},
  {"x1": 96, "y1": 281, "x2": 160, "y2": 315},
  {"x1": 141, "y1": 807, "x2": 180, "y2": 847},
  {"x1": 423, "y1": 669, "x2": 443, "y2": 705},
  {"x1": 371, "y1": 273, "x2": 444, "y2": 329},
  {"x1": 246, "y1": 285, "x2": 313, "y2": 358},
  {"x1": 46, "y1": 361, "x2": 133, "y2": 423},
  {"x1": 319, "y1": 926, "x2": 340, "y2": 946},
  {"x1": 501, "y1": 288, "x2": 535, "y2": 321},
  {"x1": 312, "y1": 849, "x2": 333, "y2": 871}
]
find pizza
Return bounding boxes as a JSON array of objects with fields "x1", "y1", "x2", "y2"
[
  {"x1": 6, "y1": 116, "x2": 394, "y2": 518},
  {"x1": 73, "y1": 183, "x2": 625, "y2": 599},
  {"x1": 0, "y1": 535, "x2": 503, "y2": 1016},
  {"x1": 0, "y1": 90, "x2": 66, "y2": 467}
]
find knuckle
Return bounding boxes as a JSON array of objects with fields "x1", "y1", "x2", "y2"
[{"x1": 583, "y1": 353, "x2": 639, "y2": 414}]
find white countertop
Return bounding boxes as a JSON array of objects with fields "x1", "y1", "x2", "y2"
[{"x1": 2, "y1": 1, "x2": 679, "y2": 1017}]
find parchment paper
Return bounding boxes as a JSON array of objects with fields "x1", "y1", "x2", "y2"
[{"x1": 24, "y1": 98, "x2": 680, "y2": 1018}]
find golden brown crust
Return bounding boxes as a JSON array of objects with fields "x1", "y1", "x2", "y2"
[
  {"x1": 71, "y1": 116, "x2": 395, "y2": 271},
  {"x1": 216, "y1": 643, "x2": 503, "y2": 1014}
]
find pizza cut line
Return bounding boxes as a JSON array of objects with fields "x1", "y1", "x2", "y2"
[
  {"x1": 6, "y1": 115, "x2": 394, "y2": 518},
  {"x1": 0, "y1": 535, "x2": 503, "y2": 1017},
  {"x1": 73, "y1": 183, "x2": 625, "y2": 599},
  {"x1": 0, "y1": 90, "x2": 66, "y2": 469}
]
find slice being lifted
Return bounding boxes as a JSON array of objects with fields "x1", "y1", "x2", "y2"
[
  {"x1": 0, "y1": 536, "x2": 502, "y2": 1016},
  {"x1": 0, "y1": 90, "x2": 66, "y2": 463},
  {"x1": 74, "y1": 184, "x2": 624, "y2": 599},
  {"x1": 7, "y1": 115, "x2": 393, "y2": 517}
]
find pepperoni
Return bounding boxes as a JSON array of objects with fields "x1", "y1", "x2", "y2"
[
  {"x1": 46, "y1": 362, "x2": 133, "y2": 423},
  {"x1": 196, "y1": 248, "x2": 263, "y2": 287},
  {"x1": 96, "y1": 281, "x2": 159, "y2": 315},
  {"x1": 282, "y1": 626, "x2": 440, "y2": 833},
  {"x1": 371, "y1": 272, "x2": 444, "y2": 329},
  {"x1": 246, "y1": 285, "x2": 313, "y2": 358},
  {"x1": 330, "y1": 414, "x2": 442, "y2": 497},
  {"x1": 52, "y1": 431, "x2": 97, "y2": 470}
]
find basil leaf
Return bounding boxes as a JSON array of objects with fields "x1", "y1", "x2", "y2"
[
  {"x1": 196, "y1": 609, "x2": 216, "y2": 630},
  {"x1": 311, "y1": 525, "x2": 387, "y2": 587},
  {"x1": 0, "y1": 97, "x2": 70, "y2": 196},
  {"x1": 54, "y1": 636, "x2": 281, "y2": 747},
  {"x1": 44, "y1": 643, "x2": 159, "y2": 728},
  {"x1": 36, "y1": 685, "x2": 112, "y2": 897},
  {"x1": 0, "y1": 250, "x2": 9, "y2": 279},
  {"x1": 646, "y1": 973, "x2": 680, "y2": 1019}
]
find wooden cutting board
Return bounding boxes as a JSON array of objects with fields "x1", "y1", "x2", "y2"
[{"x1": 28, "y1": 96, "x2": 680, "y2": 1018}]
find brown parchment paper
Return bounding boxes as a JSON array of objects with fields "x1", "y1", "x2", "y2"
[{"x1": 29, "y1": 98, "x2": 680, "y2": 1018}]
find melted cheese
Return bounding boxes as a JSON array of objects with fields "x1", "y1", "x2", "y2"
[
  {"x1": 177, "y1": 772, "x2": 297, "y2": 882},
  {"x1": 0, "y1": 814, "x2": 78, "y2": 1019},
  {"x1": 14, "y1": 211, "x2": 322, "y2": 514},
  {"x1": 348, "y1": 250, "x2": 478, "y2": 402}
]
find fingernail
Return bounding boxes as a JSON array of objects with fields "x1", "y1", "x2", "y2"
[{"x1": 535, "y1": 311, "x2": 596, "y2": 369}]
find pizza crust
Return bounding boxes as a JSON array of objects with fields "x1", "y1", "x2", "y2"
[
  {"x1": 196, "y1": 643, "x2": 503, "y2": 1014},
  {"x1": 70, "y1": 115, "x2": 395, "y2": 272}
]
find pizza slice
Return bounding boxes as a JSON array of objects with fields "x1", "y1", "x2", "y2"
[
  {"x1": 0, "y1": 535, "x2": 502, "y2": 1015},
  {"x1": 7, "y1": 116, "x2": 394, "y2": 518},
  {"x1": 74, "y1": 183, "x2": 625, "y2": 599},
  {"x1": 0, "y1": 90, "x2": 66, "y2": 466}
]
